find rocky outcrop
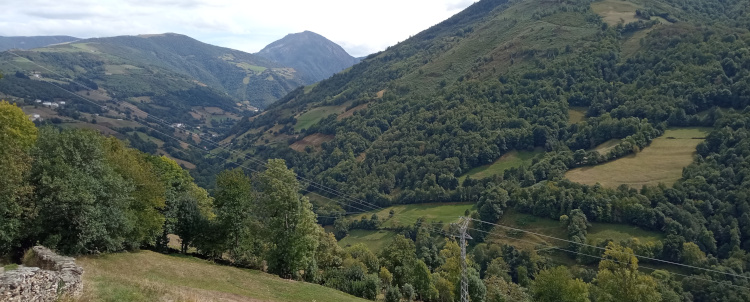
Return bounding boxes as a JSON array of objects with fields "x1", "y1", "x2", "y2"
[{"x1": 0, "y1": 246, "x2": 83, "y2": 302}]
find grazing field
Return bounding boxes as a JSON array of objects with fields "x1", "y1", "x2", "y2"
[
  {"x1": 76, "y1": 250, "x2": 368, "y2": 302},
  {"x1": 338, "y1": 230, "x2": 398, "y2": 252},
  {"x1": 568, "y1": 107, "x2": 587, "y2": 124},
  {"x1": 588, "y1": 223, "x2": 664, "y2": 244},
  {"x1": 294, "y1": 105, "x2": 347, "y2": 131},
  {"x1": 364, "y1": 203, "x2": 475, "y2": 228},
  {"x1": 459, "y1": 150, "x2": 543, "y2": 182},
  {"x1": 565, "y1": 128, "x2": 711, "y2": 188},
  {"x1": 591, "y1": 0, "x2": 640, "y2": 26},
  {"x1": 484, "y1": 210, "x2": 664, "y2": 251}
]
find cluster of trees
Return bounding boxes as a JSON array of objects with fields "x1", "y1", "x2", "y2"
[
  {"x1": 0, "y1": 102, "x2": 321, "y2": 283},
  {"x1": 329, "y1": 218, "x2": 701, "y2": 302}
]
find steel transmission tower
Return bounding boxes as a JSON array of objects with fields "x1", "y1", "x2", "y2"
[{"x1": 458, "y1": 216, "x2": 472, "y2": 302}]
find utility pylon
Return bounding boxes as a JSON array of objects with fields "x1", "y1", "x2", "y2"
[{"x1": 458, "y1": 216, "x2": 472, "y2": 302}]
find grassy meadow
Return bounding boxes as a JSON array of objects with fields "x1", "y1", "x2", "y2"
[
  {"x1": 338, "y1": 230, "x2": 398, "y2": 252},
  {"x1": 459, "y1": 150, "x2": 543, "y2": 182},
  {"x1": 361, "y1": 203, "x2": 475, "y2": 228},
  {"x1": 484, "y1": 210, "x2": 663, "y2": 252},
  {"x1": 591, "y1": 0, "x2": 640, "y2": 26},
  {"x1": 338, "y1": 203, "x2": 474, "y2": 252},
  {"x1": 294, "y1": 105, "x2": 347, "y2": 131},
  {"x1": 565, "y1": 128, "x2": 710, "y2": 188},
  {"x1": 75, "y1": 251, "x2": 369, "y2": 302}
]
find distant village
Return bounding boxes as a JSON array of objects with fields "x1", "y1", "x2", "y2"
[{"x1": 28, "y1": 99, "x2": 66, "y2": 121}]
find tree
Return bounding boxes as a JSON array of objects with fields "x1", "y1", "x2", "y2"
[
  {"x1": 385, "y1": 285, "x2": 403, "y2": 302},
  {"x1": 258, "y1": 159, "x2": 319, "y2": 279},
  {"x1": 567, "y1": 209, "x2": 588, "y2": 252},
  {"x1": 30, "y1": 128, "x2": 134, "y2": 255},
  {"x1": 485, "y1": 275, "x2": 530, "y2": 302},
  {"x1": 380, "y1": 235, "x2": 417, "y2": 286},
  {"x1": 102, "y1": 137, "x2": 165, "y2": 249},
  {"x1": 468, "y1": 267, "x2": 487, "y2": 302},
  {"x1": 593, "y1": 242, "x2": 661, "y2": 302},
  {"x1": 174, "y1": 195, "x2": 203, "y2": 253},
  {"x1": 478, "y1": 186, "x2": 509, "y2": 223},
  {"x1": 214, "y1": 168, "x2": 258, "y2": 264},
  {"x1": 402, "y1": 283, "x2": 416, "y2": 301},
  {"x1": 148, "y1": 155, "x2": 196, "y2": 253},
  {"x1": 317, "y1": 231, "x2": 345, "y2": 271},
  {"x1": 681, "y1": 242, "x2": 707, "y2": 266},
  {"x1": 348, "y1": 243, "x2": 380, "y2": 273},
  {"x1": 485, "y1": 257, "x2": 511, "y2": 281},
  {"x1": 436, "y1": 239, "x2": 462, "y2": 293},
  {"x1": 412, "y1": 260, "x2": 437, "y2": 301},
  {"x1": 531, "y1": 266, "x2": 590, "y2": 302},
  {"x1": 0, "y1": 101, "x2": 37, "y2": 255},
  {"x1": 380, "y1": 266, "x2": 394, "y2": 287}
]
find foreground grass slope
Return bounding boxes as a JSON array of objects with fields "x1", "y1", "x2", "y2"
[{"x1": 76, "y1": 251, "x2": 368, "y2": 302}]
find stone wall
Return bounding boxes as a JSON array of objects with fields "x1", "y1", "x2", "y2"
[{"x1": 0, "y1": 246, "x2": 83, "y2": 302}]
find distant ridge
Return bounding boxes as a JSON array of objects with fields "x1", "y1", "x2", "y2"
[
  {"x1": 0, "y1": 36, "x2": 79, "y2": 51},
  {"x1": 257, "y1": 31, "x2": 360, "y2": 83}
]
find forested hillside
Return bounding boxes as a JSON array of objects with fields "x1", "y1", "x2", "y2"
[
  {"x1": 3, "y1": 0, "x2": 750, "y2": 301},
  {"x1": 219, "y1": 0, "x2": 750, "y2": 300}
]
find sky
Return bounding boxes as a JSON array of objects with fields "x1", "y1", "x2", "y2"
[{"x1": 0, "y1": 0, "x2": 476, "y2": 57}]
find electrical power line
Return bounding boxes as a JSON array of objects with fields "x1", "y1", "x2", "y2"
[
  {"x1": 468, "y1": 217, "x2": 750, "y2": 281},
  {"x1": 462, "y1": 225, "x2": 750, "y2": 290}
]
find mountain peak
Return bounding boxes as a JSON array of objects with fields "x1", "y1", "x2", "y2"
[{"x1": 257, "y1": 31, "x2": 360, "y2": 83}]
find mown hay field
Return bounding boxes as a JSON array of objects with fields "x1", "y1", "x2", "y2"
[{"x1": 565, "y1": 128, "x2": 710, "y2": 188}]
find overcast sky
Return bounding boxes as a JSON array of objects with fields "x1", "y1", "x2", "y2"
[{"x1": 0, "y1": 0, "x2": 476, "y2": 57}]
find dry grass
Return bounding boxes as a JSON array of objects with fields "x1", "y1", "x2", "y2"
[
  {"x1": 565, "y1": 128, "x2": 710, "y2": 188},
  {"x1": 591, "y1": 0, "x2": 641, "y2": 26},
  {"x1": 75, "y1": 250, "x2": 368, "y2": 302},
  {"x1": 337, "y1": 103, "x2": 369, "y2": 120},
  {"x1": 593, "y1": 139, "x2": 622, "y2": 155},
  {"x1": 568, "y1": 107, "x2": 587, "y2": 124},
  {"x1": 289, "y1": 133, "x2": 335, "y2": 152}
]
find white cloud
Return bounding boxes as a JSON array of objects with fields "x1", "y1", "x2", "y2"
[{"x1": 0, "y1": 0, "x2": 475, "y2": 56}]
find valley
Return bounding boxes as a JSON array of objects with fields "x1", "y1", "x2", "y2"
[{"x1": 2, "y1": 0, "x2": 750, "y2": 301}]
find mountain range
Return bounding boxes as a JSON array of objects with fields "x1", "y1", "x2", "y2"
[{"x1": 0, "y1": 31, "x2": 361, "y2": 134}]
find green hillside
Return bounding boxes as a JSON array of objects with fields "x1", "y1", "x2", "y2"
[
  {"x1": 221, "y1": 0, "x2": 750, "y2": 299},
  {"x1": 229, "y1": 0, "x2": 750, "y2": 206}
]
